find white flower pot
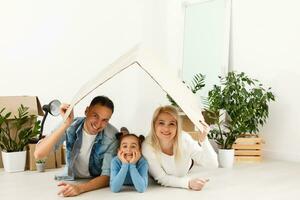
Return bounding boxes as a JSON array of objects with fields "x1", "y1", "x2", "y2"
[
  {"x1": 218, "y1": 149, "x2": 234, "y2": 168},
  {"x1": 36, "y1": 163, "x2": 45, "y2": 172},
  {"x1": 1, "y1": 151, "x2": 27, "y2": 172}
]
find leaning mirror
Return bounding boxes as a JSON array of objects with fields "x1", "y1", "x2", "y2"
[{"x1": 182, "y1": 0, "x2": 231, "y2": 99}]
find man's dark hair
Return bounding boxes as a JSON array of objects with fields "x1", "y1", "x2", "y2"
[{"x1": 89, "y1": 96, "x2": 114, "y2": 113}]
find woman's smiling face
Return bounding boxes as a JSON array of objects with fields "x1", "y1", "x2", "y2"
[{"x1": 154, "y1": 112, "x2": 177, "y2": 142}]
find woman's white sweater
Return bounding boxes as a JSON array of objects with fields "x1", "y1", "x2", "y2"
[{"x1": 142, "y1": 133, "x2": 218, "y2": 189}]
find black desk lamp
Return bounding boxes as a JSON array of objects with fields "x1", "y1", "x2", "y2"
[{"x1": 38, "y1": 99, "x2": 61, "y2": 140}]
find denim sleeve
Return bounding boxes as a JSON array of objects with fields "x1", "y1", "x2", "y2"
[
  {"x1": 101, "y1": 139, "x2": 119, "y2": 176},
  {"x1": 110, "y1": 157, "x2": 129, "y2": 193},
  {"x1": 129, "y1": 159, "x2": 148, "y2": 193}
]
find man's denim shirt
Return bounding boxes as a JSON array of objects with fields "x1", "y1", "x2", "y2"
[{"x1": 54, "y1": 117, "x2": 118, "y2": 181}]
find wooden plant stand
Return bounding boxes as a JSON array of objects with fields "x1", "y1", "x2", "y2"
[{"x1": 232, "y1": 135, "x2": 264, "y2": 162}]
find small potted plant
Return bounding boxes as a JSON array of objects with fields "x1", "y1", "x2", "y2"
[
  {"x1": 206, "y1": 71, "x2": 275, "y2": 167},
  {"x1": 35, "y1": 159, "x2": 46, "y2": 172}
]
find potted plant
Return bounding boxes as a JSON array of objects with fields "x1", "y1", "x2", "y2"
[
  {"x1": 206, "y1": 71, "x2": 275, "y2": 167},
  {"x1": 35, "y1": 159, "x2": 46, "y2": 172},
  {"x1": 0, "y1": 105, "x2": 41, "y2": 172}
]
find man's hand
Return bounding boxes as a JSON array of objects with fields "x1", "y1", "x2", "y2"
[
  {"x1": 188, "y1": 178, "x2": 209, "y2": 191},
  {"x1": 129, "y1": 150, "x2": 141, "y2": 164},
  {"x1": 34, "y1": 103, "x2": 73, "y2": 160},
  {"x1": 60, "y1": 104, "x2": 74, "y2": 126},
  {"x1": 57, "y1": 182, "x2": 82, "y2": 197}
]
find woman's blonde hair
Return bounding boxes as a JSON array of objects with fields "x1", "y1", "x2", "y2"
[{"x1": 148, "y1": 105, "x2": 182, "y2": 161}]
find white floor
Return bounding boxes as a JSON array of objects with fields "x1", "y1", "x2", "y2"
[{"x1": 0, "y1": 159, "x2": 299, "y2": 200}]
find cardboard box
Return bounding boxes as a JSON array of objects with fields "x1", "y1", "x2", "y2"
[
  {"x1": 0, "y1": 96, "x2": 43, "y2": 118},
  {"x1": 179, "y1": 111, "x2": 215, "y2": 133},
  {"x1": 186, "y1": 131, "x2": 200, "y2": 141},
  {"x1": 61, "y1": 145, "x2": 66, "y2": 165},
  {"x1": 179, "y1": 112, "x2": 196, "y2": 132},
  {"x1": 26, "y1": 144, "x2": 62, "y2": 170},
  {"x1": 0, "y1": 96, "x2": 44, "y2": 168},
  {"x1": 0, "y1": 153, "x2": 3, "y2": 168}
]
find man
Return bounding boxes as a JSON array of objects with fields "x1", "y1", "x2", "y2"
[{"x1": 34, "y1": 96, "x2": 119, "y2": 197}]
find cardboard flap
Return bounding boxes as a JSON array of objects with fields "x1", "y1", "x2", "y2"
[
  {"x1": 64, "y1": 45, "x2": 139, "y2": 120},
  {"x1": 137, "y1": 48, "x2": 204, "y2": 131},
  {"x1": 0, "y1": 96, "x2": 44, "y2": 119},
  {"x1": 64, "y1": 44, "x2": 205, "y2": 131}
]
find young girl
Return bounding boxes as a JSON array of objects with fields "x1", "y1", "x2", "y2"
[{"x1": 110, "y1": 134, "x2": 148, "y2": 193}]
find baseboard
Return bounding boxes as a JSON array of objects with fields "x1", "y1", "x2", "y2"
[{"x1": 263, "y1": 149, "x2": 300, "y2": 163}]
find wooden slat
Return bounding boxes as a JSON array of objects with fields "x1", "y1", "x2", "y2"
[
  {"x1": 235, "y1": 138, "x2": 263, "y2": 144},
  {"x1": 232, "y1": 144, "x2": 261, "y2": 150},
  {"x1": 235, "y1": 156, "x2": 262, "y2": 162},
  {"x1": 235, "y1": 150, "x2": 262, "y2": 156}
]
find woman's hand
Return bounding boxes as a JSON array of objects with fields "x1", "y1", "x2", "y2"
[
  {"x1": 198, "y1": 121, "x2": 210, "y2": 143},
  {"x1": 188, "y1": 178, "x2": 209, "y2": 191}
]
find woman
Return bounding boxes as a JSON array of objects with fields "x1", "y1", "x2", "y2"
[{"x1": 142, "y1": 105, "x2": 218, "y2": 191}]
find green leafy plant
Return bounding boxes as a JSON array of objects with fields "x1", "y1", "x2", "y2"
[
  {"x1": 206, "y1": 71, "x2": 275, "y2": 149},
  {"x1": 0, "y1": 105, "x2": 41, "y2": 152},
  {"x1": 36, "y1": 159, "x2": 46, "y2": 164},
  {"x1": 167, "y1": 73, "x2": 205, "y2": 107}
]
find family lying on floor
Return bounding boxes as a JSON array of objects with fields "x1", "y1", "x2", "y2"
[{"x1": 34, "y1": 96, "x2": 218, "y2": 197}]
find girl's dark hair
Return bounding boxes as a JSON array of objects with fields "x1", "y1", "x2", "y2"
[
  {"x1": 117, "y1": 133, "x2": 145, "y2": 148},
  {"x1": 89, "y1": 96, "x2": 114, "y2": 113}
]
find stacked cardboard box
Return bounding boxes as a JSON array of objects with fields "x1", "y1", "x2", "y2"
[{"x1": 26, "y1": 144, "x2": 62, "y2": 170}]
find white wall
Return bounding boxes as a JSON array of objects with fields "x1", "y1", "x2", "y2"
[
  {"x1": 0, "y1": 0, "x2": 167, "y2": 136},
  {"x1": 230, "y1": 0, "x2": 300, "y2": 162}
]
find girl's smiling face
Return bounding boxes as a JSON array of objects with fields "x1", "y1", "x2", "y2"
[{"x1": 119, "y1": 136, "x2": 140, "y2": 162}]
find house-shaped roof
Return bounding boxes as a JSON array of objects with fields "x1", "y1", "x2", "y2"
[{"x1": 64, "y1": 45, "x2": 205, "y2": 131}]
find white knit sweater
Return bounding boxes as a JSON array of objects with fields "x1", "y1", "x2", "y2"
[{"x1": 142, "y1": 133, "x2": 218, "y2": 189}]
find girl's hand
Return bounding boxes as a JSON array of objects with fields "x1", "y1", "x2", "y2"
[
  {"x1": 129, "y1": 150, "x2": 141, "y2": 164},
  {"x1": 188, "y1": 178, "x2": 209, "y2": 191},
  {"x1": 118, "y1": 150, "x2": 128, "y2": 164}
]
